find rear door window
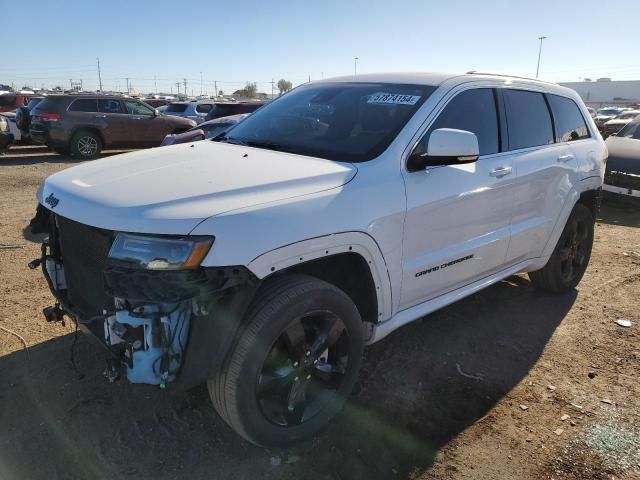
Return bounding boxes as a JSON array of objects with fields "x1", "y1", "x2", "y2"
[
  {"x1": 68, "y1": 98, "x2": 98, "y2": 112},
  {"x1": 98, "y1": 99, "x2": 124, "y2": 114},
  {"x1": 504, "y1": 89, "x2": 554, "y2": 150},
  {"x1": 547, "y1": 94, "x2": 590, "y2": 142}
]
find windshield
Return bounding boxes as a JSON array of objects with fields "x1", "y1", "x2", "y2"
[
  {"x1": 617, "y1": 112, "x2": 639, "y2": 120},
  {"x1": 617, "y1": 120, "x2": 640, "y2": 139},
  {"x1": 221, "y1": 82, "x2": 436, "y2": 162}
]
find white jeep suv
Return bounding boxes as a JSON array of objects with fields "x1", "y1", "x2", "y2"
[{"x1": 30, "y1": 72, "x2": 605, "y2": 446}]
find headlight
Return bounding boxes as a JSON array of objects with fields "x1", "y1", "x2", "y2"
[
  {"x1": 0, "y1": 117, "x2": 7, "y2": 133},
  {"x1": 108, "y1": 233, "x2": 214, "y2": 270}
]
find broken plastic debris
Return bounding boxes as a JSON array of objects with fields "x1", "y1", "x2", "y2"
[
  {"x1": 614, "y1": 319, "x2": 633, "y2": 328},
  {"x1": 601, "y1": 399, "x2": 613, "y2": 405},
  {"x1": 520, "y1": 404, "x2": 529, "y2": 411}
]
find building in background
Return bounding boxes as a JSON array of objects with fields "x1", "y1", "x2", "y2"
[{"x1": 559, "y1": 78, "x2": 640, "y2": 108}]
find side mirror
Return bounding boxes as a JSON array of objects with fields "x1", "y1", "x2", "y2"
[
  {"x1": 407, "y1": 128, "x2": 479, "y2": 172},
  {"x1": 153, "y1": 109, "x2": 159, "y2": 117}
]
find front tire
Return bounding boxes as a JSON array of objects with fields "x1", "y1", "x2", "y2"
[
  {"x1": 70, "y1": 130, "x2": 102, "y2": 159},
  {"x1": 529, "y1": 203, "x2": 594, "y2": 293},
  {"x1": 208, "y1": 274, "x2": 365, "y2": 447}
]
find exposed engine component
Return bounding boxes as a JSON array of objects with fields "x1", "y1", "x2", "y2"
[{"x1": 104, "y1": 302, "x2": 191, "y2": 387}]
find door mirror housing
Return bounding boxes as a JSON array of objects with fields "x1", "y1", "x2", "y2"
[
  {"x1": 407, "y1": 128, "x2": 480, "y2": 172},
  {"x1": 153, "y1": 109, "x2": 159, "y2": 117}
]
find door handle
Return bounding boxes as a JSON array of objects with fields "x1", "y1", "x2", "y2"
[
  {"x1": 95, "y1": 114, "x2": 106, "y2": 118},
  {"x1": 557, "y1": 154, "x2": 574, "y2": 163},
  {"x1": 489, "y1": 166, "x2": 513, "y2": 178}
]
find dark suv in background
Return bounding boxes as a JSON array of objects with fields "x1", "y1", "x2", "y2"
[{"x1": 29, "y1": 95, "x2": 196, "y2": 158}]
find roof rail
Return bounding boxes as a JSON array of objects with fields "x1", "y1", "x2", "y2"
[{"x1": 464, "y1": 71, "x2": 555, "y2": 84}]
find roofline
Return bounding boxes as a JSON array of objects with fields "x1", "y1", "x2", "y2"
[{"x1": 465, "y1": 71, "x2": 557, "y2": 86}]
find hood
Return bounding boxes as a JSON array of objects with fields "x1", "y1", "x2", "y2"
[
  {"x1": 38, "y1": 141, "x2": 357, "y2": 234},
  {"x1": 605, "y1": 136, "x2": 640, "y2": 175}
]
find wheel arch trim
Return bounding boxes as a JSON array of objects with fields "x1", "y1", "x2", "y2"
[{"x1": 247, "y1": 232, "x2": 393, "y2": 324}]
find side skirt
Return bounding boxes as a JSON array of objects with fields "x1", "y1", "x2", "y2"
[{"x1": 368, "y1": 259, "x2": 535, "y2": 344}]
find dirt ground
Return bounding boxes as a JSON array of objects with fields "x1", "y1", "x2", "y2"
[{"x1": 1, "y1": 145, "x2": 639, "y2": 480}]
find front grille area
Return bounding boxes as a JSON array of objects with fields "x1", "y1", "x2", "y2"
[{"x1": 56, "y1": 215, "x2": 114, "y2": 318}]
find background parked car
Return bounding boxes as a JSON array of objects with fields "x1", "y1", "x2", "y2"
[
  {"x1": 0, "y1": 115, "x2": 13, "y2": 149},
  {"x1": 29, "y1": 94, "x2": 196, "y2": 158},
  {"x1": 0, "y1": 93, "x2": 36, "y2": 113},
  {"x1": 204, "y1": 100, "x2": 266, "y2": 121},
  {"x1": 595, "y1": 107, "x2": 627, "y2": 127},
  {"x1": 604, "y1": 116, "x2": 640, "y2": 201},
  {"x1": 163, "y1": 100, "x2": 217, "y2": 124},
  {"x1": 160, "y1": 113, "x2": 250, "y2": 146},
  {"x1": 602, "y1": 110, "x2": 640, "y2": 138},
  {"x1": 142, "y1": 98, "x2": 171, "y2": 108}
]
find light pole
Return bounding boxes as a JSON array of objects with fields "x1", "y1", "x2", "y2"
[
  {"x1": 354, "y1": 57, "x2": 359, "y2": 75},
  {"x1": 536, "y1": 36, "x2": 547, "y2": 79}
]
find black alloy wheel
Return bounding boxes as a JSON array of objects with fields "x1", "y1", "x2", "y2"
[{"x1": 256, "y1": 310, "x2": 350, "y2": 426}]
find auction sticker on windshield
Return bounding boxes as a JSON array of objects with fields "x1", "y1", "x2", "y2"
[{"x1": 367, "y1": 93, "x2": 421, "y2": 105}]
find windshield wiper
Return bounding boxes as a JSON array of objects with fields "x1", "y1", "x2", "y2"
[
  {"x1": 213, "y1": 135, "x2": 297, "y2": 154},
  {"x1": 212, "y1": 134, "x2": 248, "y2": 145}
]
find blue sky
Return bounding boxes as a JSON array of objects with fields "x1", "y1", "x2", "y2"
[{"x1": 3, "y1": 0, "x2": 639, "y2": 94}]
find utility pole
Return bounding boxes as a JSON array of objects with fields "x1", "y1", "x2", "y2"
[
  {"x1": 308, "y1": 74, "x2": 311, "y2": 83},
  {"x1": 125, "y1": 77, "x2": 130, "y2": 94},
  {"x1": 154, "y1": 74, "x2": 157, "y2": 94},
  {"x1": 200, "y1": 71, "x2": 203, "y2": 95},
  {"x1": 96, "y1": 57, "x2": 103, "y2": 91},
  {"x1": 536, "y1": 36, "x2": 547, "y2": 79},
  {"x1": 270, "y1": 78, "x2": 275, "y2": 98},
  {"x1": 183, "y1": 78, "x2": 187, "y2": 96},
  {"x1": 354, "y1": 57, "x2": 359, "y2": 75},
  {"x1": 175, "y1": 81, "x2": 181, "y2": 96},
  {"x1": 214, "y1": 80, "x2": 217, "y2": 97}
]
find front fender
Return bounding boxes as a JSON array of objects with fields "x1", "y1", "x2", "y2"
[{"x1": 247, "y1": 232, "x2": 393, "y2": 322}]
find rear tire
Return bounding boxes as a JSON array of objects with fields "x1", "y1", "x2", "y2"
[
  {"x1": 70, "y1": 130, "x2": 102, "y2": 159},
  {"x1": 208, "y1": 274, "x2": 365, "y2": 447},
  {"x1": 529, "y1": 203, "x2": 594, "y2": 293}
]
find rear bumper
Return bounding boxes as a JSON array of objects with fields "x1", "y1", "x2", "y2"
[{"x1": 29, "y1": 124, "x2": 68, "y2": 147}]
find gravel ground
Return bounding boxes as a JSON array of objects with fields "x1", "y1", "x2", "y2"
[{"x1": 1, "y1": 145, "x2": 638, "y2": 480}]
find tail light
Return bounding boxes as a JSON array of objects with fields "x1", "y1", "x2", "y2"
[{"x1": 37, "y1": 113, "x2": 61, "y2": 122}]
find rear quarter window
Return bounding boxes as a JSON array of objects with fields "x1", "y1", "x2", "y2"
[
  {"x1": 547, "y1": 94, "x2": 590, "y2": 142},
  {"x1": 504, "y1": 89, "x2": 554, "y2": 150},
  {"x1": 32, "y1": 96, "x2": 69, "y2": 112},
  {"x1": 195, "y1": 104, "x2": 213, "y2": 113}
]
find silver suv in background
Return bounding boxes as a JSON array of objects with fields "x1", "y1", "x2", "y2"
[{"x1": 163, "y1": 100, "x2": 217, "y2": 124}]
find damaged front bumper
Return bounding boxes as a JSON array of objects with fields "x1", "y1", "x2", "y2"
[{"x1": 30, "y1": 207, "x2": 258, "y2": 389}]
